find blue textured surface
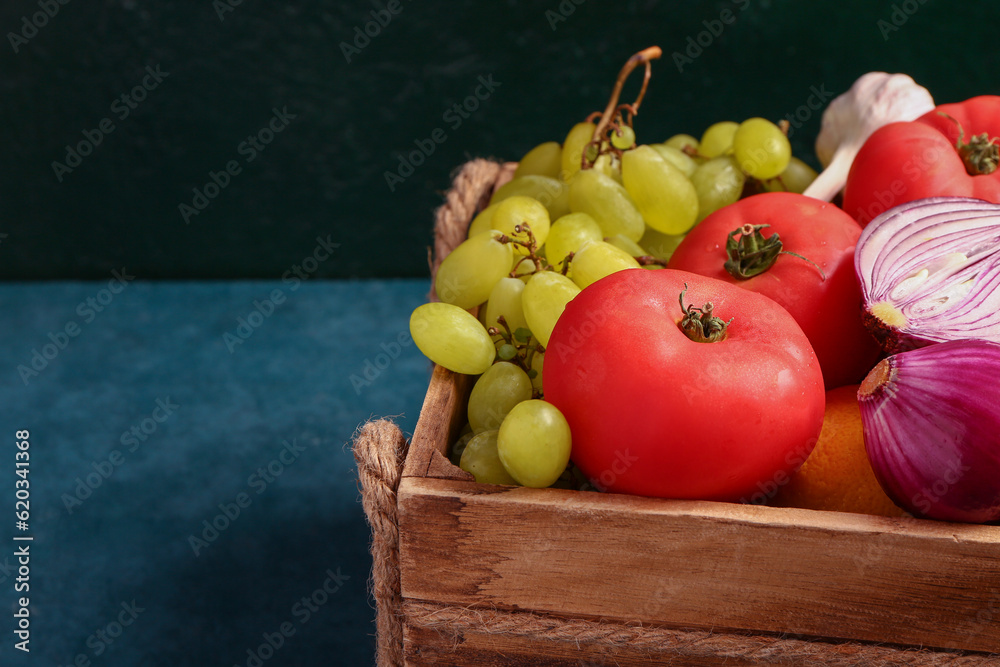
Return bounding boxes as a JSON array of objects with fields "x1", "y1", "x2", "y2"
[{"x1": 0, "y1": 279, "x2": 432, "y2": 666}]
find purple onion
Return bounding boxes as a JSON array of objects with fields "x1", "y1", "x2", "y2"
[
  {"x1": 858, "y1": 339, "x2": 1000, "y2": 523},
  {"x1": 855, "y1": 196, "x2": 1000, "y2": 353}
]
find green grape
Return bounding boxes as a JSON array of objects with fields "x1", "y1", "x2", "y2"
[
  {"x1": 497, "y1": 343, "x2": 517, "y2": 360},
  {"x1": 410, "y1": 302, "x2": 496, "y2": 375},
  {"x1": 732, "y1": 117, "x2": 791, "y2": 180},
  {"x1": 484, "y1": 276, "x2": 530, "y2": 335},
  {"x1": 521, "y1": 271, "x2": 581, "y2": 347},
  {"x1": 511, "y1": 256, "x2": 536, "y2": 283},
  {"x1": 435, "y1": 229, "x2": 514, "y2": 309},
  {"x1": 467, "y1": 203, "x2": 498, "y2": 239},
  {"x1": 491, "y1": 195, "x2": 551, "y2": 255},
  {"x1": 639, "y1": 225, "x2": 686, "y2": 262},
  {"x1": 570, "y1": 240, "x2": 641, "y2": 290},
  {"x1": 560, "y1": 121, "x2": 597, "y2": 182},
  {"x1": 763, "y1": 155, "x2": 818, "y2": 194},
  {"x1": 621, "y1": 145, "x2": 699, "y2": 235},
  {"x1": 449, "y1": 428, "x2": 475, "y2": 466},
  {"x1": 514, "y1": 141, "x2": 562, "y2": 179},
  {"x1": 604, "y1": 233, "x2": 647, "y2": 258},
  {"x1": 491, "y1": 175, "x2": 570, "y2": 220},
  {"x1": 663, "y1": 133, "x2": 699, "y2": 154},
  {"x1": 649, "y1": 143, "x2": 698, "y2": 178},
  {"x1": 468, "y1": 361, "x2": 533, "y2": 433},
  {"x1": 497, "y1": 399, "x2": 572, "y2": 488},
  {"x1": 699, "y1": 121, "x2": 739, "y2": 158},
  {"x1": 545, "y1": 212, "x2": 603, "y2": 270},
  {"x1": 591, "y1": 153, "x2": 622, "y2": 183},
  {"x1": 568, "y1": 168, "x2": 645, "y2": 242},
  {"x1": 691, "y1": 156, "x2": 745, "y2": 222},
  {"x1": 460, "y1": 430, "x2": 519, "y2": 485},
  {"x1": 610, "y1": 124, "x2": 636, "y2": 150}
]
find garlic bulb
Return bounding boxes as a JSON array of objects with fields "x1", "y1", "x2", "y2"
[{"x1": 803, "y1": 72, "x2": 935, "y2": 202}]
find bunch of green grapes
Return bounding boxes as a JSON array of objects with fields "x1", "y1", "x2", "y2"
[
  {"x1": 681, "y1": 118, "x2": 819, "y2": 218},
  {"x1": 499, "y1": 114, "x2": 818, "y2": 259},
  {"x1": 410, "y1": 192, "x2": 600, "y2": 489}
]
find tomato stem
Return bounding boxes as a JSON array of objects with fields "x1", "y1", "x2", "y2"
[
  {"x1": 939, "y1": 111, "x2": 999, "y2": 176},
  {"x1": 723, "y1": 224, "x2": 826, "y2": 281},
  {"x1": 678, "y1": 284, "x2": 731, "y2": 343}
]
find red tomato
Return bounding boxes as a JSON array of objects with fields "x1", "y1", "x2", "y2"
[
  {"x1": 544, "y1": 268, "x2": 825, "y2": 502},
  {"x1": 843, "y1": 95, "x2": 1000, "y2": 226},
  {"x1": 668, "y1": 192, "x2": 882, "y2": 389}
]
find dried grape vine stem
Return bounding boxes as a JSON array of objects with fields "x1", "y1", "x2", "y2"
[{"x1": 582, "y1": 46, "x2": 662, "y2": 169}]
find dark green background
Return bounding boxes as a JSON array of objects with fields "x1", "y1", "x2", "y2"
[{"x1": 0, "y1": 0, "x2": 996, "y2": 280}]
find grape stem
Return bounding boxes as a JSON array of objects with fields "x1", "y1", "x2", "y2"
[
  {"x1": 558, "y1": 251, "x2": 574, "y2": 276},
  {"x1": 487, "y1": 315, "x2": 545, "y2": 394},
  {"x1": 592, "y1": 46, "x2": 662, "y2": 143},
  {"x1": 499, "y1": 223, "x2": 574, "y2": 277},
  {"x1": 581, "y1": 46, "x2": 662, "y2": 170},
  {"x1": 636, "y1": 255, "x2": 667, "y2": 267}
]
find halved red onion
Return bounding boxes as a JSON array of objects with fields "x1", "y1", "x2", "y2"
[
  {"x1": 858, "y1": 339, "x2": 1000, "y2": 523},
  {"x1": 855, "y1": 196, "x2": 1000, "y2": 353}
]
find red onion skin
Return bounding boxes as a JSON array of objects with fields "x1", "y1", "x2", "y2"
[{"x1": 858, "y1": 339, "x2": 1000, "y2": 523}]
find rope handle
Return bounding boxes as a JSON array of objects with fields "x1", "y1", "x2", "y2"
[{"x1": 354, "y1": 158, "x2": 509, "y2": 666}]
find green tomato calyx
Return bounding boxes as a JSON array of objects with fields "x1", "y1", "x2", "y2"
[
  {"x1": 723, "y1": 224, "x2": 826, "y2": 281},
  {"x1": 940, "y1": 112, "x2": 1000, "y2": 176},
  {"x1": 678, "y1": 284, "x2": 731, "y2": 343}
]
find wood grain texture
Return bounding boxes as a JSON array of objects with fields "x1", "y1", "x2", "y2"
[
  {"x1": 403, "y1": 364, "x2": 473, "y2": 482},
  {"x1": 398, "y1": 475, "x2": 1000, "y2": 654},
  {"x1": 403, "y1": 622, "x2": 768, "y2": 666},
  {"x1": 401, "y1": 602, "x2": 1000, "y2": 667}
]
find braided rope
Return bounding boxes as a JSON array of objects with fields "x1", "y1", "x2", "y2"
[{"x1": 353, "y1": 420, "x2": 409, "y2": 667}]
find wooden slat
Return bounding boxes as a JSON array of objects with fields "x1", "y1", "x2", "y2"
[
  {"x1": 403, "y1": 622, "x2": 767, "y2": 666},
  {"x1": 398, "y1": 476, "x2": 1000, "y2": 654},
  {"x1": 401, "y1": 606, "x2": 999, "y2": 667},
  {"x1": 403, "y1": 365, "x2": 473, "y2": 482}
]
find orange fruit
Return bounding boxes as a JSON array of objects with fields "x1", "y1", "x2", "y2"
[{"x1": 771, "y1": 384, "x2": 906, "y2": 517}]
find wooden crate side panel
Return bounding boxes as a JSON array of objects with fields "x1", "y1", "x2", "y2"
[
  {"x1": 398, "y1": 476, "x2": 1000, "y2": 654},
  {"x1": 404, "y1": 160, "x2": 517, "y2": 483},
  {"x1": 403, "y1": 365, "x2": 473, "y2": 482}
]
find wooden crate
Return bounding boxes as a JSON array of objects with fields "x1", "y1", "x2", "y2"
[
  {"x1": 361, "y1": 159, "x2": 1000, "y2": 666},
  {"x1": 397, "y1": 365, "x2": 1000, "y2": 665}
]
